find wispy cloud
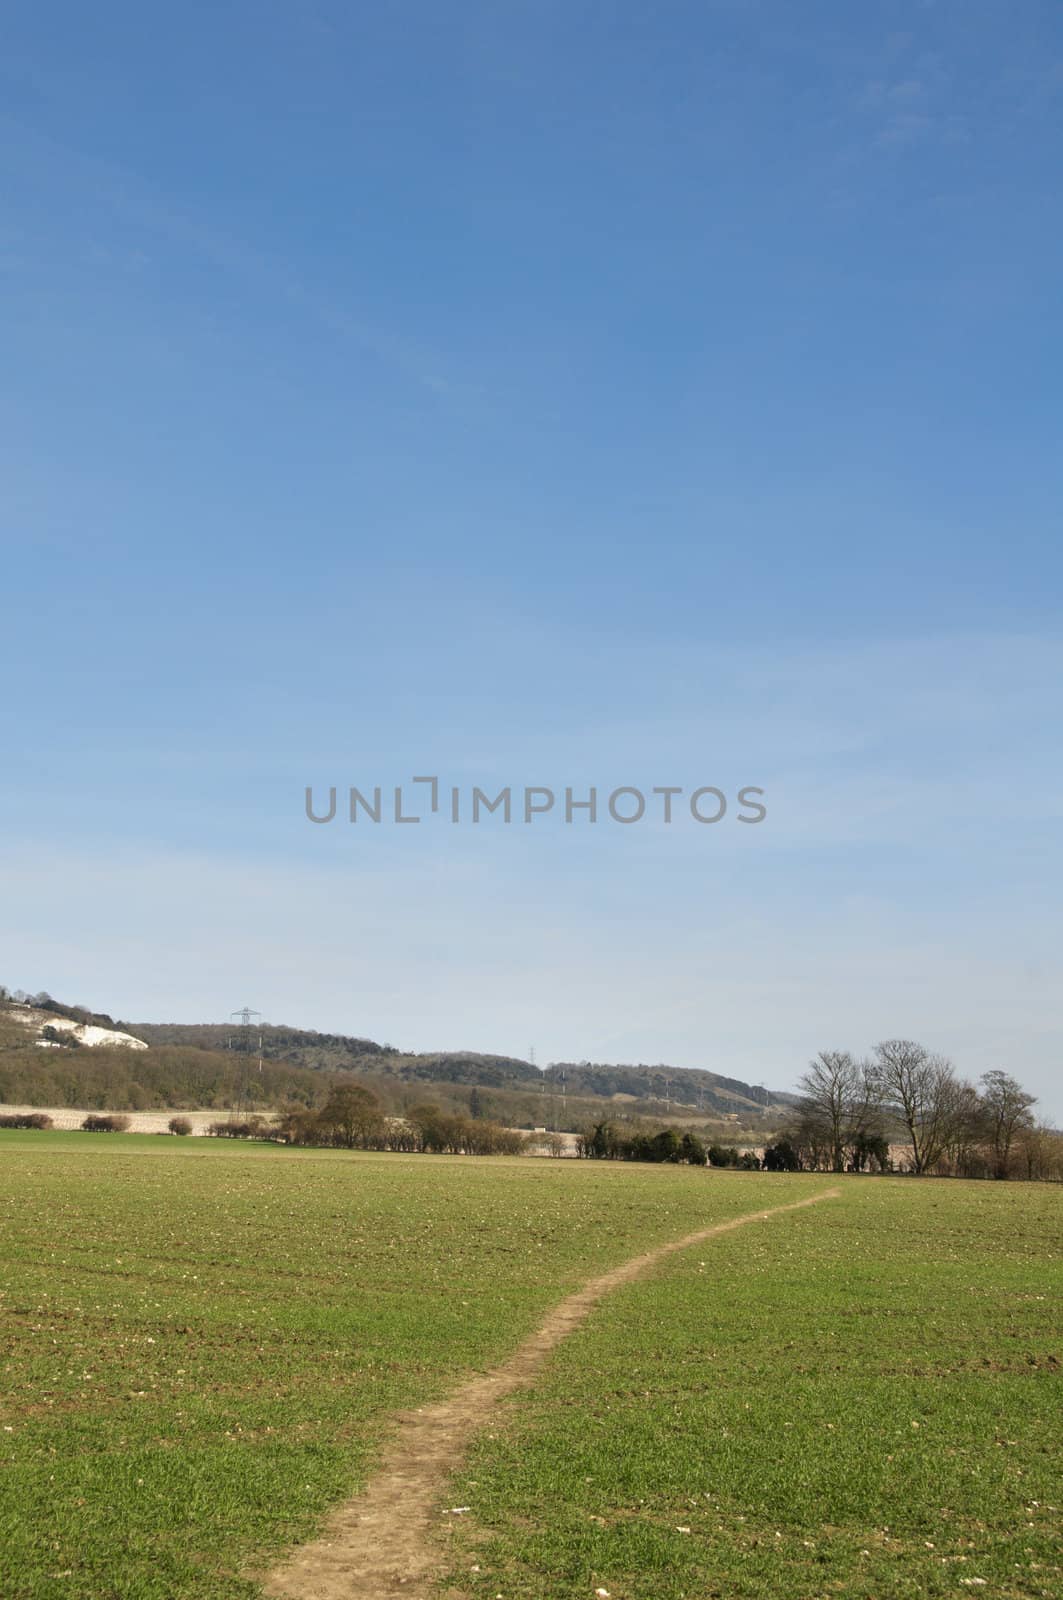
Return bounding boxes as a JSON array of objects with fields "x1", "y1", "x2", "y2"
[
  {"x1": 0, "y1": 114, "x2": 460, "y2": 395},
  {"x1": 856, "y1": 48, "x2": 966, "y2": 151}
]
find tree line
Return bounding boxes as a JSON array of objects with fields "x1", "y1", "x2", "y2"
[
  {"x1": 271, "y1": 1085, "x2": 527, "y2": 1155},
  {"x1": 776, "y1": 1041, "x2": 1058, "y2": 1180},
  {"x1": 573, "y1": 1043, "x2": 1058, "y2": 1182},
  {"x1": 575, "y1": 1123, "x2": 761, "y2": 1167}
]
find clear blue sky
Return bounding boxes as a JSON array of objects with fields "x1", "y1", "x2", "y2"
[{"x1": 2, "y1": 2, "x2": 1061, "y2": 1116}]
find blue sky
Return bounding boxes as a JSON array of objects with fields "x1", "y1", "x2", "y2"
[{"x1": 2, "y1": 2, "x2": 1061, "y2": 1116}]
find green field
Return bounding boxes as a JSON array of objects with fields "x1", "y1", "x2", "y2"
[
  {"x1": 0, "y1": 1134, "x2": 1060, "y2": 1600},
  {"x1": 446, "y1": 1179, "x2": 1063, "y2": 1599}
]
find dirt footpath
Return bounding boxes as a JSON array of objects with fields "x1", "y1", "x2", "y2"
[{"x1": 263, "y1": 1187, "x2": 840, "y2": 1600}]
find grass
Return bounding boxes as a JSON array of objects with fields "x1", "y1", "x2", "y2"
[
  {"x1": 3, "y1": 1137, "x2": 1060, "y2": 1600},
  {"x1": 0, "y1": 1132, "x2": 797, "y2": 1599},
  {"x1": 444, "y1": 1177, "x2": 1063, "y2": 1599}
]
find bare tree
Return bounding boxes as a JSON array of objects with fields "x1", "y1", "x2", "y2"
[
  {"x1": 979, "y1": 1071, "x2": 1036, "y2": 1179},
  {"x1": 318, "y1": 1083, "x2": 385, "y2": 1149},
  {"x1": 870, "y1": 1040, "x2": 961, "y2": 1176},
  {"x1": 796, "y1": 1050, "x2": 876, "y2": 1172},
  {"x1": 939, "y1": 1078, "x2": 987, "y2": 1178},
  {"x1": 1015, "y1": 1121, "x2": 1063, "y2": 1183}
]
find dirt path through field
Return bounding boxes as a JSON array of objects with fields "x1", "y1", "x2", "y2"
[{"x1": 262, "y1": 1187, "x2": 840, "y2": 1600}]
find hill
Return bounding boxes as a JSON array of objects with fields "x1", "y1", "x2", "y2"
[
  {"x1": 0, "y1": 985, "x2": 797, "y2": 1129},
  {"x1": 125, "y1": 1023, "x2": 794, "y2": 1112}
]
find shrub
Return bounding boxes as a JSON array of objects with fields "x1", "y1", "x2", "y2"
[
  {"x1": 576, "y1": 1121, "x2": 624, "y2": 1160},
  {"x1": 577, "y1": 1123, "x2": 709, "y2": 1165},
  {"x1": 167, "y1": 1116, "x2": 193, "y2": 1136},
  {"x1": 707, "y1": 1143, "x2": 739, "y2": 1168},
  {"x1": 763, "y1": 1140, "x2": 801, "y2": 1172},
  {"x1": 40, "y1": 1024, "x2": 80, "y2": 1048},
  {"x1": 208, "y1": 1117, "x2": 269, "y2": 1139},
  {"x1": 81, "y1": 1114, "x2": 131, "y2": 1133},
  {"x1": 0, "y1": 1112, "x2": 54, "y2": 1130},
  {"x1": 276, "y1": 1107, "x2": 322, "y2": 1145},
  {"x1": 851, "y1": 1132, "x2": 891, "y2": 1173},
  {"x1": 524, "y1": 1130, "x2": 567, "y2": 1158},
  {"x1": 679, "y1": 1132, "x2": 708, "y2": 1166}
]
